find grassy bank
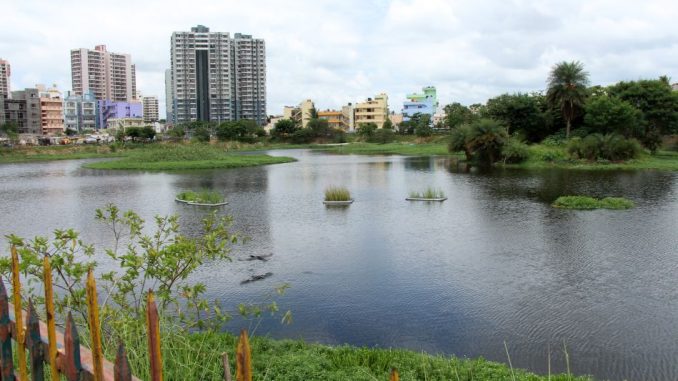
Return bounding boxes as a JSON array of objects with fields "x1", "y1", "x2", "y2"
[
  {"x1": 108, "y1": 325, "x2": 591, "y2": 381},
  {"x1": 83, "y1": 144, "x2": 295, "y2": 170},
  {"x1": 503, "y1": 145, "x2": 678, "y2": 171},
  {"x1": 553, "y1": 196, "x2": 635, "y2": 210},
  {"x1": 319, "y1": 141, "x2": 452, "y2": 156},
  {"x1": 0, "y1": 144, "x2": 123, "y2": 163}
]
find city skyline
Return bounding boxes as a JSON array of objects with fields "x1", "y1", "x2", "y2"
[{"x1": 1, "y1": 0, "x2": 677, "y2": 118}]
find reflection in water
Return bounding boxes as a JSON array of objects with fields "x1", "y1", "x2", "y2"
[{"x1": 0, "y1": 152, "x2": 676, "y2": 381}]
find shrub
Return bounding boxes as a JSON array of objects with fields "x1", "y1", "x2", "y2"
[
  {"x1": 501, "y1": 139, "x2": 530, "y2": 163},
  {"x1": 356, "y1": 123, "x2": 378, "y2": 138},
  {"x1": 568, "y1": 133, "x2": 641, "y2": 161},
  {"x1": 290, "y1": 128, "x2": 316, "y2": 144},
  {"x1": 368, "y1": 129, "x2": 395, "y2": 144},
  {"x1": 192, "y1": 127, "x2": 211, "y2": 143},
  {"x1": 324, "y1": 186, "x2": 351, "y2": 201}
]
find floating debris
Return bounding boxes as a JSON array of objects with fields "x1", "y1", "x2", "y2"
[{"x1": 240, "y1": 272, "x2": 273, "y2": 284}]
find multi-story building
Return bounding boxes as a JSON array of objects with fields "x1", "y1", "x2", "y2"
[
  {"x1": 64, "y1": 91, "x2": 97, "y2": 132},
  {"x1": 2, "y1": 88, "x2": 41, "y2": 135},
  {"x1": 142, "y1": 96, "x2": 159, "y2": 123},
  {"x1": 170, "y1": 25, "x2": 266, "y2": 125},
  {"x1": 341, "y1": 103, "x2": 355, "y2": 131},
  {"x1": 318, "y1": 110, "x2": 350, "y2": 131},
  {"x1": 70, "y1": 45, "x2": 136, "y2": 102},
  {"x1": 402, "y1": 86, "x2": 438, "y2": 122},
  {"x1": 0, "y1": 58, "x2": 10, "y2": 99},
  {"x1": 37, "y1": 84, "x2": 64, "y2": 135},
  {"x1": 283, "y1": 99, "x2": 315, "y2": 128},
  {"x1": 165, "y1": 69, "x2": 173, "y2": 123},
  {"x1": 354, "y1": 93, "x2": 389, "y2": 128},
  {"x1": 672, "y1": 83, "x2": 678, "y2": 92},
  {"x1": 97, "y1": 100, "x2": 143, "y2": 129}
]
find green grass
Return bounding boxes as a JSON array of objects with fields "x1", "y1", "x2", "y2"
[
  {"x1": 319, "y1": 142, "x2": 452, "y2": 156},
  {"x1": 83, "y1": 144, "x2": 295, "y2": 170},
  {"x1": 409, "y1": 188, "x2": 446, "y2": 199},
  {"x1": 176, "y1": 190, "x2": 225, "y2": 204},
  {"x1": 503, "y1": 145, "x2": 678, "y2": 171},
  {"x1": 324, "y1": 186, "x2": 352, "y2": 201},
  {"x1": 101, "y1": 322, "x2": 592, "y2": 381},
  {"x1": 552, "y1": 196, "x2": 635, "y2": 210},
  {"x1": 0, "y1": 144, "x2": 123, "y2": 163}
]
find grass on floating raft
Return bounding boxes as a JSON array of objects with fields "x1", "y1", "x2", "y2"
[
  {"x1": 324, "y1": 186, "x2": 352, "y2": 201},
  {"x1": 83, "y1": 144, "x2": 295, "y2": 170},
  {"x1": 552, "y1": 196, "x2": 635, "y2": 210},
  {"x1": 176, "y1": 190, "x2": 225, "y2": 204},
  {"x1": 409, "y1": 187, "x2": 445, "y2": 199}
]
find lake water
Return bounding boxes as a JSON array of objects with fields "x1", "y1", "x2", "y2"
[{"x1": 0, "y1": 150, "x2": 677, "y2": 381}]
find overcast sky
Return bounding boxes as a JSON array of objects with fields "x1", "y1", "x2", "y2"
[{"x1": 1, "y1": 0, "x2": 676, "y2": 118}]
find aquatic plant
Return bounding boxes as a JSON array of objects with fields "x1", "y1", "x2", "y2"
[
  {"x1": 552, "y1": 196, "x2": 634, "y2": 210},
  {"x1": 324, "y1": 186, "x2": 351, "y2": 202}
]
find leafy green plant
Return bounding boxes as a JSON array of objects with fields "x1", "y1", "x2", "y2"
[
  {"x1": 324, "y1": 186, "x2": 351, "y2": 201},
  {"x1": 502, "y1": 140, "x2": 530, "y2": 163},
  {"x1": 567, "y1": 133, "x2": 641, "y2": 161},
  {"x1": 552, "y1": 196, "x2": 634, "y2": 210},
  {"x1": 176, "y1": 189, "x2": 225, "y2": 204},
  {"x1": 409, "y1": 188, "x2": 445, "y2": 199}
]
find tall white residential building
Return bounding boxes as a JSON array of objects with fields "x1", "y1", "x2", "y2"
[
  {"x1": 142, "y1": 96, "x2": 159, "y2": 123},
  {"x1": 70, "y1": 45, "x2": 136, "y2": 102},
  {"x1": 170, "y1": 25, "x2": 266, "y2": 125},
  {"x1": 165, "y1": 68, "x2": 173, "y2": 122},
  {"x1": 0, "y1": 58, "x2": 10, "y2": 98}
]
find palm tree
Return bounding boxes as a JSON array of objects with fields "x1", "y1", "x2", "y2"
[{"x1": 546, "y1": 61, "x2": 589, "y2": 138}]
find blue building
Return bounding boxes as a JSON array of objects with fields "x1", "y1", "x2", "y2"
[{"x1": 402, "y1": 86, "x2": 438, "y2": 122}]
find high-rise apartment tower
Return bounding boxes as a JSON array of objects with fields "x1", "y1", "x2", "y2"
[
  {"x1": 170, "y1": 25, "x2": 266, "y2": 125},
  {"x1": 70, "y1": 45, "x2": 136, "y2": 102}
]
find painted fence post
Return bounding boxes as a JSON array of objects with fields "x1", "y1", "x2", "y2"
[
  {"x1": 390, "y1": 368, "x2": 400, "y2": 381},
  {"x1": 146, "y1": 290, "x2": 163, "y2": 381},
  {"x1": 86, "y1": 269, "x2": 104, "y2": 381},
  {"x1": 26, "y1": 300, "x2": 45, "y2": 381},
  {"x1": 235, "y1": 329, "x2": 252, "y2": 381},
  {"x1": 63, "y1": 312, "x2": 83, "y2": 381},
  {"x1": 43, "y1": 256, "x2": 59, "y2": 381},
  {"x1": 114, "y1": 342, "x2": 132, "y2": 381},
  {"x1": 0, "y1": 279, "x2": 15, "y2": 381},
  {"x1": 10, "y1": 245, "x2": 28, "y2": 380}
]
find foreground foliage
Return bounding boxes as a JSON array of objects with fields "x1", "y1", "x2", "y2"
[{"x1": 552, "y1": 196, "x2": 635, "y2": 210}]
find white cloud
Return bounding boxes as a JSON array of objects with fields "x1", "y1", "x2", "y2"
[{"x1": 1, "y1": 0, "x2": 676, "y2": 118}]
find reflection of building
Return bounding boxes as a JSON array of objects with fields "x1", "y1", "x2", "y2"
[
  {"x1": 402, "y1": 86, "x2": 438, "y2": 122},
  {"x1": 70, "y1": 45, "x2": 136, "y2": 101},
  {"x1": 170, "y1": 25, "x2": 266, "y2": 125},
  {"x1": 64, "y1": 91, "x2": 97, "y2": 132},
  {"x1": 354, "y1": 93, "x2": 389, "y2": 128},
  {"x1": 97, "y1": 100, "x2": 143, "y2": 129},
  {"x1": 283, "y1": 99, "x2": 315, "y2": 128},
  {"x1": 318, "y1": 109, "x2": 350, "y2": 130},
  {"x1": 37, "y1": 84, "x2": 64, "y2": 135},
  {"x1": 3, "y1": 88, "x2": 41, "y2": 135},
  {"x1": 142, "y1": 96, "x2": 159, "y2": 123}
]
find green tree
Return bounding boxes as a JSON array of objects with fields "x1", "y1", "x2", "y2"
[
  {"x1": 382, "y1": 118, "x2": 393, "y2": 130},
  {"x1": 448, "y1": 119, "x2": 508, "y2": 164},
  {"x1": 607, "y1": 78, "x2": 678, "y2": 151},
  {"x1": 356, "y1": 122, "x2": 378, "y2": 138},
  {"x1": 546, "y1": 61, "x2": 590, "y2": 138},
  {"x1": 167, "y1": 126, "x2": 186, "y2": 140},
  {"x1": 415, "y1": 114, "x2": 433, "y2": 137},
  {"x1": 444, "y1": 103, "x2": 476, "y2": 129},
  {"x1": 583, "y1": 95, "x2": 643, "y2": 137},
  {"x1": 271, "y1": 119, "x2": 298, "y2": 138},
  {"x1": 485, "y1": 93, "x2": 547, "y2": 142},
  {"x1": 192, "y1": 126, "x2": 211, "y2": 142}
]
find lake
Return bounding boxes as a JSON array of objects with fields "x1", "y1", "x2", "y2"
[{"x1": 0, "y1": 150, "x2": 676, "y2": 380}]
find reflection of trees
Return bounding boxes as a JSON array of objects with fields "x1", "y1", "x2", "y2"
[{"x1": 403, "y1": 156, "x2": 434, "y2": 171}]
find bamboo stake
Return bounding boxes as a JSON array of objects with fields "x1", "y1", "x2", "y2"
[
  {"x1": 43, "y1": 256, "x2": 59, "y2": 381},
  {"x1": 10, "y1": 245, "x2": 28, "y2": 380},
  {"x1": 235, "y1": 329, "x2": 252, "y2": 381},
  {"x1": 146, "y1": 290, "x2": 163, "y2": 381},
  {"x1": 86, "y1": 269, "x2": 104, "y2": 381}
]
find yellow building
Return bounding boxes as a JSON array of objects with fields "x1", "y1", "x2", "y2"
[
  {"x1": 354, "y1": 93, "x2": 389, "y2": 128},
  {"x1": 318, "y1": 110, "x2": 349, "y2": 131},
  {"x1": 283, "y1": 99, "x2": 315, "y2": 128}
]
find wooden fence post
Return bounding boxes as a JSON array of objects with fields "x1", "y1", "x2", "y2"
[
  {"x1": 26, "y1": 300, "x2": 45, "y2": 381},
  {"x1": 235, "y1": 329, "x2": 252, "y2": 381},
  {"x1": 43, "y1": 256, "x2": 59, "y2": 381},
  {"x1": 114, "y1": 342, "x2": 132, "y2": 381},
  {"x1": 86, "y1": 269, "x2": 104, "y2": 381},
  {"x1": 146, "y1": 290, "x2": 163, "y2": 381},
  {"x1": 390, "y1": 367, "x2": 400, "y2": 381},
  {"x1": 10, "y1": 245, "x2": 28, "y2": 380},
  {"x1": 0, "y1": 278, "x2": 15, "y2": 381},
  {"x1": 63, "y1": 312, "x2": 83, "y2": 381}
]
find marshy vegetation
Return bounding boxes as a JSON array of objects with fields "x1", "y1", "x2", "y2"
[
  {"x1": 408, "y1": 187, "x2": 446, "y2": 199},
  {"x1": 552, "y1": 196, "x2": 635, "y2": 210},
  {"x1": 176, "y1": 189, "x2": 225, "y2": 205},
  {"x1": 324, "y1": 186, "x2": 352, "y2": 202}
]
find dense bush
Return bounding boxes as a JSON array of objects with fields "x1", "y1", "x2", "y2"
[
  {"x1": 356, "y1": 123, "x2": 378, "y2": 138},
  {"x1": 583, "y1": 95, "x2": 643, "y2": 137},
  {"x1": 290, "y1": 128, "x2": 316, "y2": 143},
  {"x1": 215, "y1": 120, "x2": 262, "y2": 142},
  {"x1": 448, "y1": 119, "x2": 508, "y2": 164},
  {"x1": 567, "y1": 133, "x2": 641, "y2": 161},
  {"x1": 368, "y1": 128, "x2": 395, "y2": 144},
  {"x1": 192, "y1": 127, "x2": 211, "y2": 142},
  {"x1": 501, "y1": 139, "x2": 530, "y2": 163}
]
